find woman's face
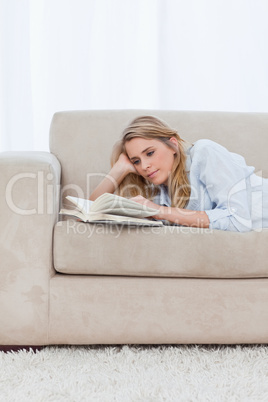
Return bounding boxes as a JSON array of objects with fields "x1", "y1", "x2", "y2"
[{"x1": 125, "y1": 137, "x2": 178, "y2": 185}]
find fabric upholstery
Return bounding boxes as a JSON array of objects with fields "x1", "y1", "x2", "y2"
[
  {"x1": 0, "y1": 152, "x2": 60, "y2": 345},
  {"x1": 49, "y1": 275, "x2": 268, "y2": 344},
  {"x1": 1, "y1": 110, "x2": 268, "y2": 346},
  {"x1": 49, "y1": 110, "x2": 268, "y2": 207},
  {"x1": 54, "y1": 220, "x2": 268, "y2": 278}
]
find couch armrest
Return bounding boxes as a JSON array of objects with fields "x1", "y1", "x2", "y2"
[{"x1": 0, "y1": 151, "x2": 61, "y2": 345}]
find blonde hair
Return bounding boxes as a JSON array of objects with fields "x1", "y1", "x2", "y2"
[{"x1": 111, "y1": 116, "x2": 191, "y2": 209}]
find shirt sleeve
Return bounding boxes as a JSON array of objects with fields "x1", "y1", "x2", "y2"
[{"x1": 193, "y1": 140, "x2": 254, "y2": 232}]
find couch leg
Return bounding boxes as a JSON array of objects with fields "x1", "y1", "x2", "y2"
[{"x1": 0, "y1": 345, "x2": 44, "y2": 353}]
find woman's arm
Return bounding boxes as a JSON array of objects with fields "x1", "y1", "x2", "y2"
[
  {"x1": 156, "y1": 205, "x2": 210, "y2": 228},
  {"x1": 191, "y1": 140, "x2": 254, "y2": 232},
  {"x1": 131, "y1": 195, "x2": 210, "y2": 228},
  {"x1": 89, "y1": 153, "x2": 137, "y2": 201}
]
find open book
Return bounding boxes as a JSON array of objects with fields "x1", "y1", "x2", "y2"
[{"x1": 59, "y1": 193, "x2": 163, "y2": 226}]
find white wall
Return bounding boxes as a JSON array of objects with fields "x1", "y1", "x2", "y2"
[{"x1": 1, "y1": 0, "x2": 268, "y2": 151}]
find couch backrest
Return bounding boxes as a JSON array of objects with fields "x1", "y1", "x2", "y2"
[{"x1": 49, "y1": 110, "x2": 268, "y2": 204}]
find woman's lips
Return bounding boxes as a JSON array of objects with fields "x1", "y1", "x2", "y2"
[{"x1": 148, "y1": 170, "x2": 159, "y2": 178}]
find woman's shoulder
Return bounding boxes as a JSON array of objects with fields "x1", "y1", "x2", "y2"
[
  {"x1": 188, "y1": 139, "x2": 253, "y2": 172},
  {"x1": 189, "y1": 139, "x2": 226, "y2": 160},
  {"x1": 191, "y1": 139, "x2": 225, "y2": 152}
]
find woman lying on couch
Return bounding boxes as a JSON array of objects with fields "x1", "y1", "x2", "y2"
[{"x1": 90, "y1": 115, "x2": 268, "y2": 232}]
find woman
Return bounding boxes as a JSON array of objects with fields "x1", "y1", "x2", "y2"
[{"x1": 90, "y1": 115, "x2": 268, "y2": 232}]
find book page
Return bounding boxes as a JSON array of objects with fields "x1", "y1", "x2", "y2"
[
  {"x1": 93, "y1": 207, "x2": 155, "y2": 218},
  {"x1": 59, "y1": 209, "x2": 163, "y2": 226},
  {"x1": 59, "y1": 208, "x2": 87, "y2": 222},
  {"x1": 86, "y1": 213, "x2": 163, "y2": 225},
  {"x1": 66, "y1": 196, "x2": 94, "y2": 214},
  {"x1": 90, "y1": 193, "x2": 159, "y2": 216}
]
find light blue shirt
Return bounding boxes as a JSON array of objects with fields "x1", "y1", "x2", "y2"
[{"x1": 155, "y1": 139, "x2": 268, "y2": 232}]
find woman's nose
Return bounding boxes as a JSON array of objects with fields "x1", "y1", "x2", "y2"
[{"x1": 141, "y1": 159, "x2": 151, "y2": 170}]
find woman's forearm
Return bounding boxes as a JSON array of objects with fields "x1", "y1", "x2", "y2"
[
  {"x1": 89, "y1": 164, "x2": 128, "y2": 201},
  {"x1": 157, "y1": 206, "x2": 210, "y2": 228}
]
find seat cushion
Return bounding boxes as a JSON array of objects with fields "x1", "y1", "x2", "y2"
[
  {"x1": 54, "y1": 219, "x2": 268, "y2": 278},
  {"x1": 53, "y1": 220, "x2": 268, "y2": 278}
]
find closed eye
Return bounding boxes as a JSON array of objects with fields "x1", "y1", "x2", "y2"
[{"x1": 131, "y1": 149, "x2": 155, "y2": 165}]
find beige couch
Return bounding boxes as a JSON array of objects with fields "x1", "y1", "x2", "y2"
[{"x1": 1, "y1": 110, "x2": 268, "y2": 347}]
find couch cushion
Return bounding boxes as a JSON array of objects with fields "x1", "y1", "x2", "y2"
[
  {"x1": 53, "y1": 220, "x2": 268, "y2": 278},
  {"x1": 50, "y1": 110, "x2": 268, "y2": 208}
]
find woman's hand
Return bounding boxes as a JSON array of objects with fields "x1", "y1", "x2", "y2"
[
  {"x1": 130, "y1": 195, "x2": 209, "y2": 227},
  {"x1": 90, "y1": 153, "x2": 137, "y2": 201},
  {"x1": 130, "y1": 195, "x2": 166, "y2": 220},
  {"x1": 130, "y1": 195, "x2": 158, "y2": 209},
  {"x1": 131, "y1": 195, "x2": 210, "y2": 228},
  {"x1": 115, "y1": 153, "x2": 137, "y2": 175}
]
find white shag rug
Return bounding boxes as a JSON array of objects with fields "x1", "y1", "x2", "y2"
[{"x1": 1, "y1": 344, "x2": 268, "y2": 402}]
